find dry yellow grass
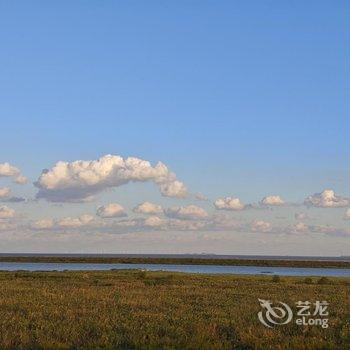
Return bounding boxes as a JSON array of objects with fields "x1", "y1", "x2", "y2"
[{"x1": 0, "y1": 270, "x2": 349, "y2": 349}]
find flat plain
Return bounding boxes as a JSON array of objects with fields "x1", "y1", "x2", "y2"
[{"x1": 0, "y1": 270, "x2": 349, "y2": 349}]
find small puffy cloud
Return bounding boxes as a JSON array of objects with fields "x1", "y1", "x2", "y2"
[
  {"x1": 159, "y1": 180, "x2": 187, "y2": 198},
  {"x1": 281, "y1": 222, "x2": 350, "y2": 237},
  {"x1": 0, "y1": 205, "x2": 15, "y2": 219},
  {"x1": 14, "y1": 175, "x2": 28, "y2": 184},
  {"x1": 286, "y1": 222, "x2": 309, "y2": 234},
  {"x1": 308, "y1": 224, "x2": 350, "y2": 237},
  {"x1": 344, "y1": 209, "x2": 350, "y2": 220},
  {"x1": 251, "y1": 220, "x2": 272, "y2": 233},
  {"x1": 0, "y1": 187, "x2": 25, "y2": 203},
  {"x1": 31, "y1": 218, "x2": 54, "y2": 230},
  {"x1": 108, "y1": 212, "x2": 239, "y2": 232},
  {"x1": 0, "y1": 162, "x2": 27, "y2": 185},
  {"x1": 260, "y1": 195, "x2": 284, "y2": 206},
  {"x1": 304, "y1": 189, "x2": 350, "y2": 208},
  {"x1": 0, "y1": 163, "x2": 20, "y2": 177},
  {"x1": 143, "y1": 216, "x2": 165, "y2": 228},
  {"x1": 114, "y1": 218, "x2": 139, "y2": 228},
  {"x1": 214, "y1": 197, "x2": 245, "y2": 211},
  {"x1": 0, "y1": 187, "x2": 11, "y2": 198},
  {"x1": 168, "y1": 218, "x2": 207, "y2": 231},
  {"x1": 0, "y1": 219, "x2": 17, "y2": 231},
  {"x1": 57, "y1": 217, "x2": 83, "y2": 228},
  {"x1": 195, "y1": 193, "x2": 208, "y2": 201},
  {"x1": 295, "y1": 212, "x2": 309, "y2": 221},
  {"x1": 208, "y1": 213, "x2": 240, "y2": 231},
  {"x1": 165, "y1": 205, "x2": 208, "y2": 220},
  {"x1": 35, "y1": 154, "x2": 187, "y2": 202},
  {"x1": 294, "y1": 222, "x2": 309, "y2": 233},
  {"x1": 133, "y1": 201, "x2": 163, "y2": 215},
  {"x1": 79, "y1": 214, "x2": 95, "y2": 225},
  {"x1": 58, "y1": 214, "x2": 94, "y2": 228},
  {"x1": 97, "y1": 203, "x2": 127, "y2": 218}
]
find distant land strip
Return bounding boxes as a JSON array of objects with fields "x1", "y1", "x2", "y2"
[{"x1": 0, "y1": 256, "x2": 350, "y2": 268}]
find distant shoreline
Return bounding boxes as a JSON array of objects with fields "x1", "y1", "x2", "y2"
[{"x1": 0, "y1": 254, "x2": 350, "y2": 268}]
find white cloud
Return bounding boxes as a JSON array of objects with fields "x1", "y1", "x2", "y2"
[
  {"x1": 14, "y1": 175, "x2": 28, "y2": 184},
  {"x1": 260, "y1": 195, "x2": 284, "y2": 206},
  {"x1": 159, "y1": 180, "x2": 187, "y2": 198},
  {"x1": 97, "y1": 203, "x2": 127, "y2": 218},
  {"x1": 308, "y1": 224, "x2": 350, "y2": 237},
  {"x1": 295, "y1": 212, "x2": 309, "y2": 221},
  {"x1": 195, "y1": 193, "x2": 208, "y2": 201},
  {"x1": 35, "y1": 154, "x2": 187, "y2": 202},
  {"x1": 0, "y1": 188, "x2": 25, "y2": 203},
  {"x1": 344, "y1": 209, "x2": 350, "y2": 220},
  {"x1": 0, "y1": 205, "x2": 15, "y2": 219},
  {"x1": 31, "y1": 218, "x2": 54, "y2": 230},
  {"x1": 17, "y1": 209, "x2": 350, "y2": 238},
  {"x1": 0, "y1": 219, "x2": 17, "y2": 231},
  {"x1": 251, "y1": 220, "x2": 272, "y2": 233},
  {"x1": 294, "y1": 222, "x2": 309, "y2": 233},
  {"x1": 0, "y1": 162, "x2": 27, "y2": 185},
  {"x1": 280, "y1": 222, "x2": 350, "y2": 237},
  {"x1": 286, "y1": 222, "x2": 309, "y2": 234},
  {"x1": 304, "y1": 189, "x2": 350, "y2": 208},
  {"x1": 214, "y1": 197, "x2": 245, "y2": 211},
  {"x1": 0, "y1": 163, "x2": 20, "y2": 177},
  {"x1": 207, "y1": 213, "x2": 240, "y2": 230},
  {"x1": 168, "y1": 218, "x2": 207, "y2": 231},
  {"x1": 143, "y1": 216, "x2": 165, "y2": 228},
  {"x1": 0, "y1": 187, "x2": 11, "y2": 198},
  {"x1": 79, "y1": 214, "x2": 95, "y2": 225},
  {"x1": 110, "y1": 216, "x2": 208, "y2": 232},
  {"x1": 133, "y1": 201, "x2": 163, "y2": 215},
  {"x1": 58, "y1": 214, "x2": 95, "y2": 228},
  {"x1": 114, "y1": 218, "x2": 139, "y2": 228},
  {"x1": 165, "y1": 205, "x2": 208, "y2": 220}
]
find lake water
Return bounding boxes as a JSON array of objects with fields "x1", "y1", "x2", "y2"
[{"x1": 0, "y1": 262, "x2": 350, "y2": 277}]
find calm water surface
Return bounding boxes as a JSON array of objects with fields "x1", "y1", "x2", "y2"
[{"x1": 0, "y1": 262, "x2": 350, "y2": 277}]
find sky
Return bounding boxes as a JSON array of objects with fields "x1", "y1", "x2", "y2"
[{"x1": 1, "y1": 1, "x2": 350, "y2": 255}]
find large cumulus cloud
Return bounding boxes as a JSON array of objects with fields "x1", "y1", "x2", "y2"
[
  {"x1": 304, "y1": 189, "x2": 350, "y2": 208},
  {"x1": 35, "y1": 154, "x2": 187, "y2": 202}
]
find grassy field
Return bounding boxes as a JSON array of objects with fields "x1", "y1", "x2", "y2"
[
  {"x1": 0, "y1": 270, "x2": 349, "y2": 349},
  {"x1": 1, "y1": 256, "x2": 350, "y2": 268}
]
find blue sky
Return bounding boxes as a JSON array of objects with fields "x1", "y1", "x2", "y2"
[{"x1": 0, "y1": 1, "x2": 350, "y2": 255}]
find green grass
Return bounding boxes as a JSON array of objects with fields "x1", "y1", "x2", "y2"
[
  {"x1": 1, "y1": 256, "x2": 350, "y2": 268},
  {"x1": 0, "y1": 270, "x2": 349, "y2": 349}
]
